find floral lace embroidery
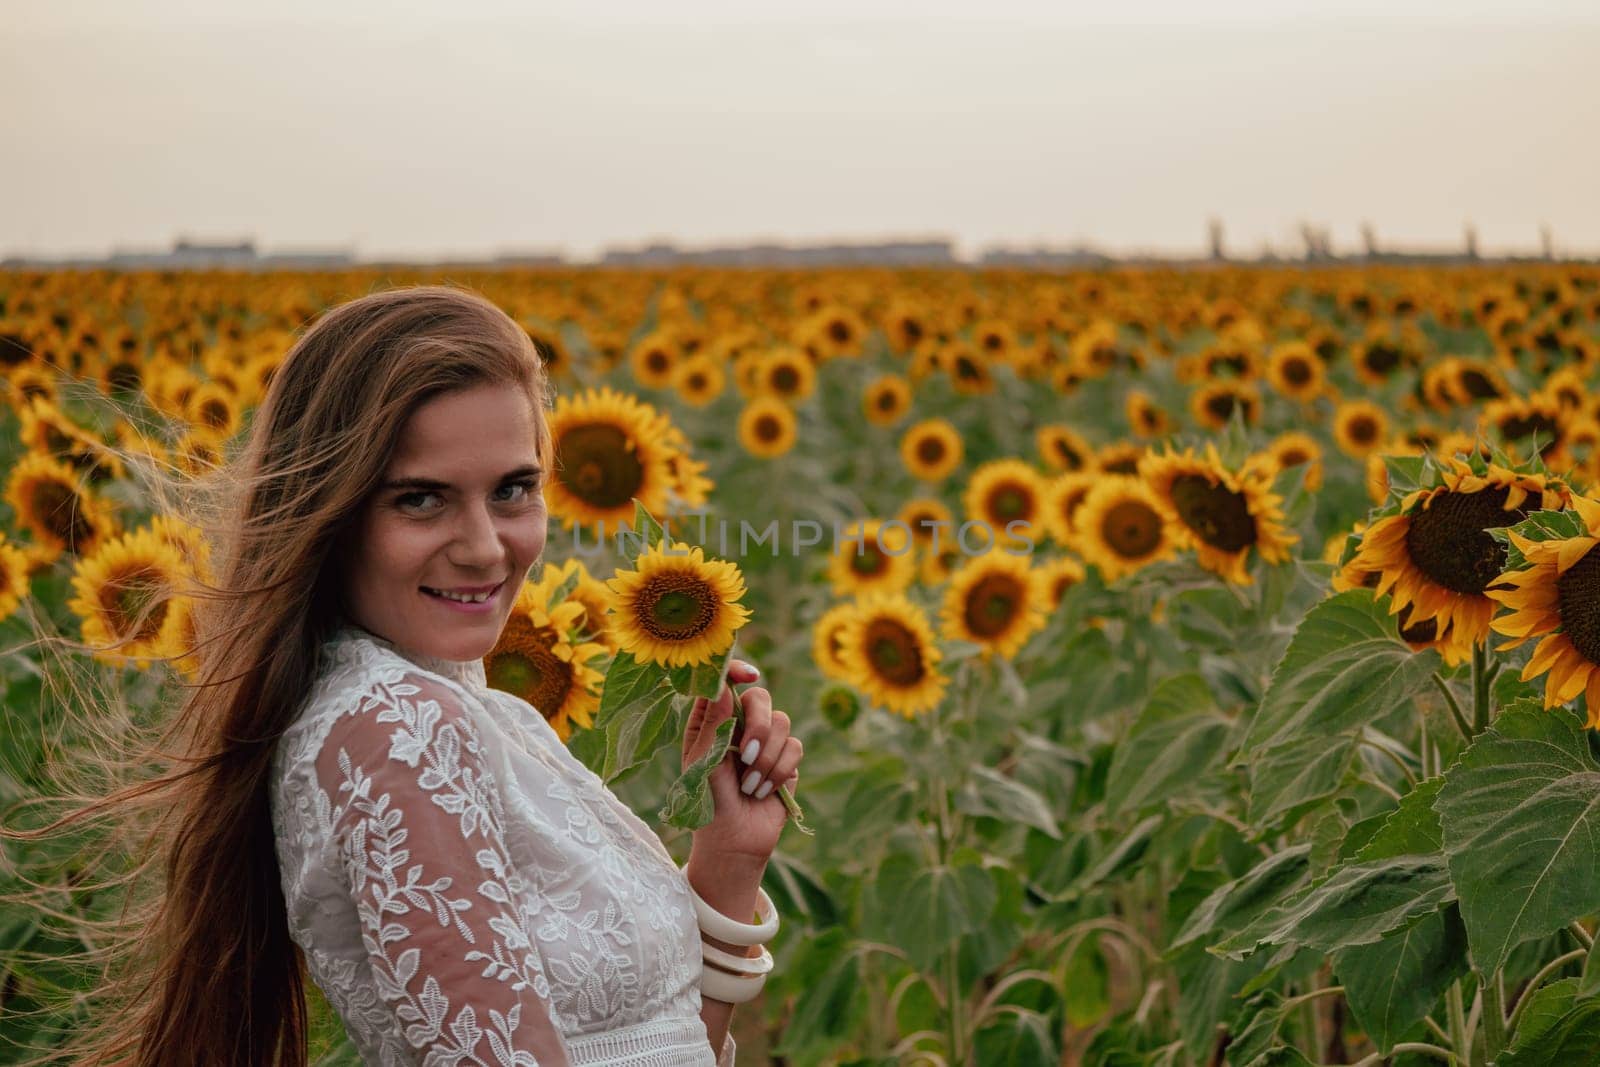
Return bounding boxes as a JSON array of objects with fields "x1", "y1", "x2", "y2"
[{"x1": 270, "y1": 631, "x2": 736, "y2": 1067}]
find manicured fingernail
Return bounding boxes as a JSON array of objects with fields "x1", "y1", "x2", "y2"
[
  {"x1": 742, "y1": 769, "x2": 762, "y2": 795},
  {"x1": 740, "y1": 739, "x2": 761, "y2": 765},
  {"x1": 755, "y1": 780, "x2": 774, "y2": 800}
]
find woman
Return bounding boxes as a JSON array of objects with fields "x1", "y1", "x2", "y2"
[{"x1": 26, "y1": 287, "x2": 803, "y2": 1065}]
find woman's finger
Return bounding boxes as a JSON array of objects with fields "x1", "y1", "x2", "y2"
[{"x1": 753, "y1": 736, "x2": 803, "y2": 801}]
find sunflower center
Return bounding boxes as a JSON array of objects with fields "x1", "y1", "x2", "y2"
[
  {"x1": 915, "y1": 436, "x2": 947, "y2": 465},
  {"x1": 863, "y1": 618, "x2": 925, "y2": 686},
  {"x1": 1205, "y1": 391, "x2": 1241, "y2": 421},
  {"x1": 98, "y1": 565, "x2": 170, "y2": 641},
  {"x1": 639, "y1": 576, "x2": 717, "y2": 640},
  {"x1": 963, "y1": 574, "x2": 1023, "y2": 638},
  {"x1": 986, "y1": 483, "x2": 1031, "y2": 522},
  {"x1": 876, "y1": 390, "x2": 898, "y2": 412},
  {"x1": 1403, "y1": 486, "x2": 1524, "y2": 595},
  {"x1": 559, "y1": 423, "x2": 644, "y2": 508},
  {"x1": 1282, "y1": 358, "x2": 1313, "y2": 386},
  {"x1": 31, "y1": 479, "x2": 92, "y2": 548},
  {"x1": 1364, "y1": 343, "x2": 1402, "y2": 375},
  {"x1": 1169, "y1": 474, "x2": 1257, "y2": 553},
  {"x1": 849, "y1": 544, "x2": 890, "y2": 577},
  {"x1": 828, "y1": 320, "x2": 853, "y2": 345},
  {"x1": 1459, "y1": 369, "x2": 1501, "y2": 399},
  {"x1": 1498, "y1": 412, "x2": 1560, "y2": 451},
  {"x1": 486, "y1": 643, "x2": 574, "y2": 718},
  {"x1": 1556, "y1": 545, "x2": 1600, "y2": 665},
  {"x1": 1101, "y1": 500, "x2": 1163, "y2": 559},
  {"x1": 754, "y1": 415, "x2": 784, "y2": 444},
  {"x1": 771, "y1": 365, "x2": 801, "y2": 393}
]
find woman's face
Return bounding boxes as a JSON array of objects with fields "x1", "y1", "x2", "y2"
[{"x1": 342, "y1": 381, "x2": 547, "y2": 663}]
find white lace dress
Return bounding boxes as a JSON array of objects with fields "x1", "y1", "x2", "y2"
[{"x1": 270, "y1": 625, "x2": 737, "y2": 1067}]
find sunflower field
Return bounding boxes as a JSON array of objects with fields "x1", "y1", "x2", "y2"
[{"x1": 4, "y1": 264, "x2": 1600, "y2": 1065}]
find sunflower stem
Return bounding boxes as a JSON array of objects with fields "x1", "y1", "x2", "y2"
[
  {"x1": 1446, "y1": 981, "x2": 1469, "y2": 1066},
  {"x1": 1471, "y1": 643, "x2": 1493, "y2": 736},
  {"x1": 1480, "y1": 970, "x2": 1506, "y2": 1061},
  {"x1": 1431, "y1": 673, "x2": 1473, "y2": 743}
]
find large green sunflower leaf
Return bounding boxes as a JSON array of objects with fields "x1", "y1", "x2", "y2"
[
  {"x1": 1434, "y1": 700, "x2": 1600, "y2": 976},
  {"x1": 1332, "y1": 903, "x2": 1469, "y2": 1053},
  {"x1": 1499, "y1": 979, "x2": 1600, "y2": 1067},
  {"x1": 1105, "y1": 672, "x2": 1235, "y2": 817},
  {"x1": 1168, "y1": 845, "x2": 1312, "y2": 955},
  {"x1": 1241, "y1": 589, "x2": 1438, "y2": 756}
]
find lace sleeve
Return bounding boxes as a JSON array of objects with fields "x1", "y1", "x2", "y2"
[{"x1": 315, "y1": 672, "x2": 573, "y2": 1067}]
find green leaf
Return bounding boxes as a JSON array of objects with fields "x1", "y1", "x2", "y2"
[
  {"x1": 955, "y1": 765, "x2": 1062, "y2": 839},
  {"x1": 656, "y1": 716, "x2": 735, "y2": 829},
  {"x1": 1210, "y1": 854, "x2": 1455, "y2": 960},
  {"x1": 973, "y1": 1008, "x2": 1060, "y2": 1066},
  {"x1": 1061, "y1": 937, "x2": 1111, "y2": 1028},
  {"x1": 1500, "y1": 980, "x2": 1600, "y2": 1067},
  {"x1": 1434, "y1": 701, "x2": 1600, "y2": 975},
  {"x1": 769, "y1": 929, "x2": 865, "y2": 1058},
  {"x1": 1056, "y1": 815, "x2": 1163, "y2": 902},
  {"x1": 1352, "y1": 777, "x2": 1446, "y2": 860},
  {"x1": 1169, "y1": 845, "x2": 1312, "y2": 954},
  {"x1": 1581, "y1": 933, "x2": 1600, "y2": 1000},
  {"x1": 630, "y1": 499, "x2": 667, "y2": 550},
  {"x1": 1241, "y1": 589, "x2": 1439, "y2": 755},
  {"x1": 1246, "y1": 733, "x2": 1359, "y2": 829},
  {"x1": 1105, "y1": 673, "x2": 1234, "y2": 817},
  {"x1": 888, "y1": 859, "x2": 999, "y2": 974},
  {"x1": 1332, "y1": 903, "x2": 1469, "y2": 1053}
]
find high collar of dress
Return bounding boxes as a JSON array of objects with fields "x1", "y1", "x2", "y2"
[{"x1": 337, "y1": 622, "x2": 488, "y2": 690}]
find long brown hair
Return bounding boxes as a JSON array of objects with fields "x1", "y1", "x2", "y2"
[{"x1": 4, "y1": 286, "x2": 551, "y2": 1065}]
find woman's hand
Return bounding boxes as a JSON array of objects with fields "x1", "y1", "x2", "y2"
[{"x1": 681, "y1": 660, "x2": 803, "y2": 864}]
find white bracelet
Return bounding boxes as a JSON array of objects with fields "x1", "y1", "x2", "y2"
[
  {"x1": 700, "y1": 939, "x2": 775, "y2": 978},
  {"x1": 679, "y1": 863, "x2": 780, "y2": 946},
  {"x1": 699, "y1": 963, "x2": 768, "y2": 1005}
]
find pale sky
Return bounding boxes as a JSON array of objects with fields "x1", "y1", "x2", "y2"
[{"x1": 5, "y1": 0, "x2": 1599, "y2": 260}]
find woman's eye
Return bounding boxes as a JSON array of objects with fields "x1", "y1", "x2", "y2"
[
  {"x1": 398, "y1": 492, "x2": 444, "y2": 511},
  {"x1": 496, "y1": 478, "x2": 541, "y2": 504}
]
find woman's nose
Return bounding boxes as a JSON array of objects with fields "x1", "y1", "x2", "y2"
[{"x1": 450, "y1": 504, "x2": 508, "y2": 569}]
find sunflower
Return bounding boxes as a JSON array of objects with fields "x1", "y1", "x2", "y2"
[
  {"x1": 485, "y1": 584, "x2": 606, "y2": 741},
  {"x1": 186, "y1": 381, "x2": 241, "y2": 440},
  {"x1": 629, "y1": 331, "x2": 679, "y2": 389},
  {"x1": 528, "y1": 556, "x2": 616, "y2": 651},
  {"x1": 5, "y1": 452, "x2": 117, "y2": 559},
  {"x1": 1096, "y1": 442, "x2": 1146, "y2": 476},
  {"x1": 1266, "y1": 341, "x2": 1325, "y2": 402},
  {"x1": 1044, "y1": 472, "x2": 1097, "y2": 547},
  {"x1": 940, "y1": 552, "x2": 1047, "y2": 659},
  {"x1": 1142, "y1": 445, "x2": 1298, "y2": 585},
  {"x1": 1333, "y1": 400, "x2": 1389, "y2": 458},
  {"x1": 1445, "y1": 357, "x2": 1509, "y2": 404},
  {"x1": 884, "y1": 300, "x2": 931, "y2": 353},
  {"x1": 1036, "y1": 425, "x2": 1095, "y2": 473},
  {"x1": 738, "y1": 396, "x2": 798, "y2": 458},
  {"x1": 1037, "y1": 555, "x2": 1087, "y2": 612},
  {"x1": 863, "y1": 374, "x2": 913, "y2": 427},
  {"x1": 5, "y1": 361, "x2": 59, "y2": 407},
  {"x1": 0, "y1": 541, "x2": 30, "y2": 621},
  {"x1": 919, "y1": 540, "x2": 964, "y2": 587},
  {"x1": 836, "y1": 594, "x2": 948, "y2": 718},
  {"x1": 944, "y1": 341, "x2": 995, "y2": 396},
  {"x1": 1258, "y1": 431, "x2": 1325, "y2": 492},
  {"x1": 1487, "y1": 495, "x2": 1600, "y2": 720},
  {"x1": 606, "y1": 541, "x2": 751, "y2": 668},
  {"x1": 898, "y1": 497, "x2": 954, "y2": 548},
  {"x1": 1350, "y1": 456, "x2": 1569, "y2": 649},
  {"x1": 1352, "y1": 335, "x2": 1410, "y2": 387},
  {"x1": 68, "y1": 528, "x2": 189, "y2": 665},
  {"x1": 173, "y1": 431, "x2": 224, "y2": 477},
  {"x1": 672, "y1": 354, "x2": 725, "y2": 407},
  {"x1": 1075, "y1": 476, "x2": 1178, "y2": 582},
  {"x1": 757, "y1": 347, "x2": 816, "y2": 402},
  {"x1": 900, "y1": 418, "x2": 964, "y2": 482},
  {"x1": 1482, "y1": 394, "x2": 1570, "y2": 468},
  {"x1": 1189, "y1": 381, "x2": 1261, "y2": 432},
  {"x1": 827, "y1": 519, "x2": 917, "y2": 599},
  {"x1": 963, "y1": 459, "x2": 1048, "y2": 549},
  {"x1": 546, "y1": 387, "x2": 676, "y2": 529},
  {"x1": 811, "y1": 602, "x2": 857, "y2": 681},
  {"x1": 1332, "y1": 556, "x2": 1473, "y2": 665},
  {"x1": 147, "y1": 513, "x2": 212, "y2": 575},
  {"x1": 1125, "y1": 390, "x2": 1172, "y2": 438}
]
